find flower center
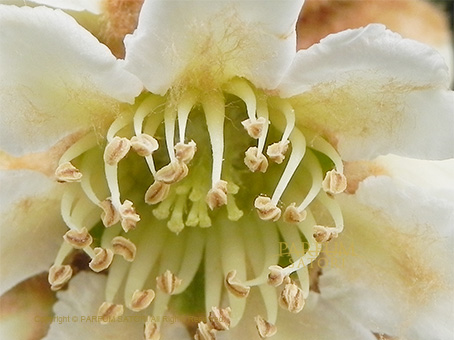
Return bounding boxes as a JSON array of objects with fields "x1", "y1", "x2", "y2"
[{"x1": 49, "y1": 77, "x2": 347, "y2": 339}]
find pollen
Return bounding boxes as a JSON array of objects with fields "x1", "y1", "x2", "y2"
[{"x1": 49, "y1": 77, "x2": 347, "y2": 338}]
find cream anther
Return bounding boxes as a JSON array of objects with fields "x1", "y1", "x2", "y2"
[
  {"x1": 89, "y1": 247, "x2": 114, "y2": 272},
  {"x1": 267, "y1": 265, "x2": 286, "y2": 287},
  {"x1": 48, "y1": 264, "x2": 72, "y2": 291},
  {"x1": 206, "y1": 180, "x2": 228, "y2": 210},
  {"x1": 194, "y1": 322, "x2": 217, "y2": 340},
  {"x1": 119, "y1": 200, "x2": 140, "y2": 232},
  {"x1": 155, "y1": 161, "x2": 188, "y2": 184},
  {"x1": 266, "y1": 141, "x2": 289, "y2": 164},
  {"x1": 241, "y1": 117, "x2": 267, "y2": 139},
  {"x1": 156, "y1": 270, "x2": 182, "y2": 295},
  {"x1": 208, "y1": 306, "x2": 231, "y2": 331},
  {"x1": 244, "y1": 147, "x2": 268, "y2": 173},
  {"x1": 97, "y1": 302, "x2": 124, "y2": 324},
  {"x1": 254, "y1": 196, "x2": 281, "y2": 222},
  {"x1": 225, "y1": 270, "x2": 250, "y2": 298},
  {"x1": 130, "y1": 289, "x2": 155, "y2": 311},
  {"x1": 144, "y1": 318, "x2": 160, "y2": 340},
  {"x1": 145, "y1": 181, "x2": 171, "y2": 205},
  {"x1": 131, "y1": 133, "x2": 159, "y2": 156},
  {"x1": 174, "y1": 140, "x2": 197, "y2": 163},
  {"x1": 322, "y1": 170, "x2": 347, "y2": 194},
  {"x1": 55, "y1": 162, "x2": 82, "y2": 183},
  {"x1": 283, "y1": 203, "x2": 307, "y2": 224},
  {"x1": 279, "y1": 282, "x2": 305, "y2": 313},
  {"x1": 254, "y1": 315, "x2": 277, "y2": 338},
  {"x1": 63, "y1": 227, "x2": 93, "y2": 249},
  {"x1": 103, "y1": 136, "x2": 131, "y2": 166},
  {"x1": 313, "y1": 225, "x2": 338, "y2": 243},
  {"x1": 100, "y1": 198, "x2": 120, "y2": 227},
  {"x1": 111, "y1": 236, "x2": 136, "y2": 262}
]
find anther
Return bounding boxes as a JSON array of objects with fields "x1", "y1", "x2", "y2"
[
  {"x1": 322, "y1": 170, "x2": 347, "y2": 195},
  {"x1": 244, "y1": 147, "x2": 268, "y2": 173},
  {"x1": 63, "y1": 227, "x2": 93, "y2": 249},
  {"x1": 313, "y1": 225, "x2": 338, "y2": 243},
  {"x1": 103, "y1": 136, "x2": 131, "y2": 166},
  {"x1": 254, "y1": 315, "x2": 277, "y2": 338},
  {"x1": 206, "y1": 180, "x2": 228, "y2": 210},
  {"x1": 266, "y1": 141, "x2": 289, "y2": 164},
  {"x1": 241, "y1": 117, "x2": 267, "y2": 139},
  {"x1": 131, "y1": 133, "x2": 159, "y2": 157},
  {"x1": 208, "y1": 306, "x2": 231, "y2": 331},
  {"x1": 89, "y1": 247, "x2": 114, "y2": 272},
  {"x1": 145, "y1": 181, "x2": 171, "y2": 205},
  {"x1": 174, "y1": 140, "x2": 197, "y2": 164},
  {"x1": 254, "y1": 196, "x2": 281, "y2": 222},
  {"x1": 279, "y1": 282, "x2": 305, "y2": 313},
  {"x1": 130, "y1": 289, "x2": 155, "y2": 312},
  {"x1": 194, "y1": 322, "x2": 217, "y2": 340},
  {"x1": 267, "y1": 265, "x2": 286, "y2": 287},
  {"x1": 48, "y1": 264, "x2": 72, "y2": 291},
  {"x1": 119, "y1": 200, "x2": 140, "y2": 232},
  {"x1": 156, "y1": 270, "x2": 182, "y2": 295},
  {"x1": 55, "y1": 162, "x2": 82, "y2": 182},
  {"x1": 97, "y1": 302, "x2": 124, "y2": 325},
  {"x1": 155, "y1": 161, "x2": 188, "y2": 184},
  {"x1": 225, "y1": 270, "x2": 250, "y2": 298},
  {"x1": 144, "y1": 317, "x2": 160, "y2": 340},
  {"x1": 283, "y1": 203, "x2": 307, "y2": 224},
  {"x1": 100, "y1": 198, "x2": 120, "y2": 227},
  {"x1": 111, "y1": 236, "x2": 136, "y2": 262}
]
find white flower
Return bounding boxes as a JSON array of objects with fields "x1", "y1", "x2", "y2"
[{"x1": 0, "y1": 1, "x2": 453, "y2": 339}]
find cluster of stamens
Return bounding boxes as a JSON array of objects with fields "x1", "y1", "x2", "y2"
[{"x1": 49, "y1": 77, "x2": 347, "y2": 339}]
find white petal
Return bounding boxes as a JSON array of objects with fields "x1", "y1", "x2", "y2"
[
  {"x1": 26, "y1": 0, "x2": 103, "y2": 14},
  {"x1": 124, "y1": 0, "x2": 304, "y2": 94},
  {"x1": 280, "y1": 24, "x2": 453, "y2": 160},
  {"x1": 0, "y1": 5, "x2": 143, "y2": 156},
  {"x1": 319, "y1": 164, "x2": 454, "y2": 338},
  {"x1": 0, "y1": 170, "x2": 65, "y2": 295}
]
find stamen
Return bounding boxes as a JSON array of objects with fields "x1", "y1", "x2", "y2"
[
  {"x1": 100, "y1": 198, "x2": 120, "y2": 227},
  {"x1": 266, "y1": 141, "x2": 289, "y2": 164},
  {"x1": 89, "y1": 247, "x2": 114, "y2": 272},
  {"x1": 133, "y1": 95, "x2": 163, "y2": 137},
  {"x1": 317, "y1": 191, "x2": 344, "y2": 234},
  {"x1": 208, "y1": 306, "x2": 231, "y2": 331},
  {"x1": 63, "y1": 227, "x2": 93, "y2": 249},
  {"x1": 225, "y1": 270, "x2": 250, "y2": 298},
  {"x1": 131, "y1": 133, "x2": 159, "y2": 157},
  {"x1": 241, "y1": 117, "x2": 267, "y2": 139},
  {"x1": 174, "y1": 140, "x2": 197, "y2": 164},
  {"x1": 254, "y1": 315, "x2": 277, "y2": 339},
  {"x1": 283, "y1": 203, "x2": 307, "y2": 224},
  {"x1": 204, "y1": 230, "x2": 223, "y2": 315},
  {"x1": 176, "y1": 90, "x2": 198, "y2": 143},
  {"x1": 202, "y1": 92, "x2": 225, "y2": 187},
  {"x1": 270, "y1": 128, "x2": 306, "y2": 206},
  {"x1": 155, "y1": 161, "x2": 188, "y2": 184},
  {"x1": 194, "y1": 322, "x2": 217, "y2": 340},
  {"x1": 144, "y1": 317, "x2": 160, "y2": 340},
  {"x1": 269, "y1": 98, "x2": 295, "y2": 146},
  {"x1": 303, "y1": 128, "x2": 344, "y2": 173},
  {"x1": 145, "y1": 181, "x2": 171, "y2": 205},
  {"x1": 111, "y1": 236, "x2": 136, "y2": 261},
  {"x1": 256, "y1": 95, "x2": 270, "y2": 154},
  {"x1": 48, "y1": 264, "x2": 72, "y2": 291},
  {"x1": 164, "y1": 104, "x2": 177, "y2": 162},
  {"x1": 119, "y1": 200, "x2": 140, "y2": 232},
  {"x1": 313, "y1": 225, "x2": 337, "y2": 243},
  {"x1": 244, "y1": 147, "x2": 268, "y2": 173},
  {"x1": 55, "y1": 162, "x2": 82, "y2": 182},
  {"x1": 97, "y1": 302, "x2": 124, "y2": 325},
  {"x1": 103, "y1": 136, "x2": 131, "y2": 166},
  {"x1": 254, "y1": 196, "x2": 281, "y2": 222},
  {"x1": 322, "y1": 169, "x2": 347, "y2": 195},
  {"x1": 267, "y1": 265, "x2": 286, "y2": 287},
  {"x1": 130, "y1": 289, "x2": 155, "y2": 311},
  {"x1": 279, "y1": 281, "x2": 305, "y2": 313},
  {"x1": 206, "y1": 180, "x2": 228, "y2": 210},
  {"x1": 156, "y1": 270, "x2": 182, "y2": 295},
  {"x1": 58, "y1": 132, "x2": 97, "y2": 165}
]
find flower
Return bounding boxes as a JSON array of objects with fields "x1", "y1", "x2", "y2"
[{"x1": 0, "y1": 1, "x2": 453, "y2": 340}]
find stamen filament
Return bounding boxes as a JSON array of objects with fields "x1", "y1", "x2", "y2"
[
  {"x1": 177, "y1": 90, "x2": 198, "y2": 143},
  {"x1": 204, "y1": 229, "x2": 223, "y2": 317},
  {"x1": 256, "y1": 95, "x2": 269, "y2": 154},
  {"x1": 105, "y1": 257, "x2": 130, "y2": 303},
  {"x1": 304, "y1": 129, "x2": 344, "y2": 173},
  {"x1": 223, "y1": 78, "x2": 257, "y2": 122},
  {"x1": 164, "y1": 104, "x2": 177, "y2": 162},
  {"x1": 296, "y1": 151, "x2": 323, "y2": 211},
  {"x1": 317, "y1": 191, "x2": 344, "y2": 234},
  {"x1": 58, "y1": 133, "x2": 97, "y2": 165},
  {"x1": 133, "y1": 95, "x2": 163, "y2": 136},
  {"x1": 269, "y1": 98, "x2": 295, "y2": 144}
]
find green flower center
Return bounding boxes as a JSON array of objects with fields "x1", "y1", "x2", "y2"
[{"x1": 49, "y1": 77, "x2": 346, "y2": 339}]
